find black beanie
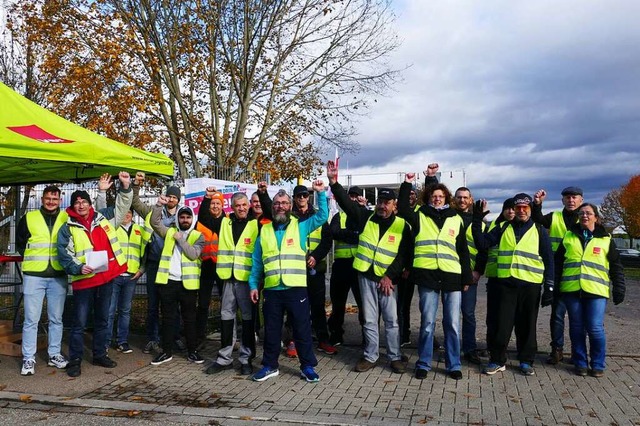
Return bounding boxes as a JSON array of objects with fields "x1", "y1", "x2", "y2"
[
  {"x1": 70, "y1": 190, "x2": 92, "y2": 205},
  {"x1": 165, "y1": 186, "x2": 181, "y2": 199},
  {"x1": 502, "y1": 197, "x2": 515, "y2": 211}
]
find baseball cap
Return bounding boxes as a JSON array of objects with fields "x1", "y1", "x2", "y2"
[
  {"x1": 293, "y1": 185, "x2": 310, "y2": 197},
  {"x1": 377, "y1": 188, "x2": 396, "y2": 200}
]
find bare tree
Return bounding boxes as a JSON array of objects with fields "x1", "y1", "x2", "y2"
[{"x1": 9, "y1": 0, "x2": 401, "y2": 182}]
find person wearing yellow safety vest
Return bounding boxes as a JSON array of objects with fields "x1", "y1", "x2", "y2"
[
  {"x1": 248, "y1": 181, "x2": 328, "y2": 383},
  {"x1": 195, "y1": 188, "x2": 225, "y2": 347},
  {"x1": 278, "y1": 184, "x2": 335, "y2": 358},
  {"x1": 327, "y1": 186, "x2": 367, "y2": 346},
  {"x1": 532, "y1": 186, "x2": 583, "y2": 366},
  {"x1": 398, "y1": 173, "x2": 473, "y2": 381},
  {"x1": 484, "y1": 198, "x2": 515, "y2": 356},
  {"x1": 206, "y1": 192, "x2": 260, "y2": 376},
  {"x1": 472, "y1": 193, "x2": 554, "y2": 377},
  {"x1": 328, "y1": 161, "x2": 413, "y2": 376},
  {"x1": 131, "y1": 172, "x2": 183, "y2": 355},
  {"x1": 57, "y1": 171, "x2": 133, "y2": 378},
  {"x1": 17, "y1": 185, "x2": 69, "y2": 376},
  {"x1": 148, "y1": 197, "x2": 205, "y2": 367},
  {"x1": 554, "y1": 203, "x2": 625, "y2": 378}
]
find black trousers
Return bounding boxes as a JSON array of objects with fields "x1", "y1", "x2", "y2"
[
  {"x1": 490, "y1": 283, "x2": 541, "y2": 365},
  {"x1": 397, "y1": 274, "x2": 415, "y2": 342},
  {"x1": 159, "y1": 279, "x2": 198, "y2": 356},
  {"x1": 327, "y1": 259, "x2": 364, "y2": 340},
  {"x1": 485, "y1": 278, "x2": 500, "y2": 351},
  {"x1": 306, "y1": 270, "x2": 330, "y2": 344},
  {"x1": 196, "y1": 260, "x2": 221, "y2": 340}
]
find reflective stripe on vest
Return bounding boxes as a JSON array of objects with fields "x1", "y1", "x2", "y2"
[
  {"x1": 466, "y1": 220, "x2": 485, "y2": 271},
  {"x1": 560, "y1": 232, "x2": 611, "y2": 297},
  {"x1": 216, "y1": 218, "x2": 258, "y2": 281},
  {"x1": 22, "y1": 210, "x2": 68, "y2": 272},
  {"x1": 196, "y1": 222, "x2": 219, "y2": 262},
  {"x1": 261, "y1": 217, "x2": 307, "y2": 288},
  {"x1": 413, "y1": 213, "x2": 462, "y2": 274},
  {"x1": 69, "y1": 218, "x2": 126, "y2": 282},
  {"x1": 497, "y1": 224, "x2": 544, "y2": 284},
  {"x1": 156, "y1": 228, "x2": 202, "y2": 289},
  {"x1": 306, "y1": 225, "x2": 327, "y2": 269},
  {"x1": 334, "y1": 212, "x2": 357, "y2": 259},
  {"x1": 116, "y1": 223, "x2": 146, "y2": 273},
  {"x1": 549, "y1": 210, "x2": 569, "y2": 253},
  {"x1": 484, "y1": 219, "x2": 500, "y2": 278},
  {"x1": 353, "y1": 216, "x2": 405, "y2": 277}
]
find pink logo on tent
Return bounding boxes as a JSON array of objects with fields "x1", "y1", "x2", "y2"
[{"x1": 7, "y1": 124, "x2": 73, "y2": 143}]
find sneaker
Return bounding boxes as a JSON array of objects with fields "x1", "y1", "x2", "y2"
[
  {"x1": 483, "y1": 363, "x2": 506, "y2": 375},
  {"x1": 21, "y1": 359, "x2": 35, "y2": 376},
  {"x1": 317, "y1": 342, "x2": 338, "y2": 355},
  {"x1": 449, "y1": 370, "x2": 463, "y2": 380},
  {"x1": 329, "y1": 335, "x2": 343, "y2": 347},
  {"x1": 574, "y1": 366, "x2": 588, "y2": 377},
  {"x1": 206, "y1": 362, "x2": 233, "y2": 374},
  {"x1": 390, "y1": 359, "x2": 406, "y2": 374},
  {"x1": 590, "y1": 369, "x2": 604, "y2": 378},
  {"x1": 116, "y1": 343, "x2": 133, "y2": 354},
  {"x1": 464, "y1": 351, "x2": 482, "y2": 365},
  {"x1": 150, "y1": 352, "x2": 173, "y2": 366},
  {"x1": 174, "y1": 339, "x2": 187, "y2": 352},
  {"x1": 519, "y1": 363, "x2": 535, "y2": 376},
  {"x1": 285, "y1": 340, "x2": 298, "y2": 358},
  {"x1": 400, "y1": 338, "x2": 411, "y2": 348},
  {"x1": 252, "y1": 366, "x2": 279, "y2": 382},
  {"x1": 187, "y1": 352, "x2": 205, "y2": 364},
  {"x1": 47, "y1": 354, "x2": 68, "y2": 369},
  {"x1": 240, "y1": 362, "x2": 254, "y2": 375},
  {"x1": 93, "y1": 355, "x2": 117, "y2": 368},
  {"x1": 355, "y1": 358, "x2": 376, "y2": 372},
  {"x1": 415, "y1": 368, "x2": 428, "y2": 380},
  {"x1": 300, "y1": 366, "x2": 320, "y2": 383},
  {"x1": 143, "y1": 340, "x2": 161, "y2": 354}
]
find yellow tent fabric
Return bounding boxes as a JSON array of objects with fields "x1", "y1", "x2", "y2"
[{"x1": 0, "y1": 82, "x2": 173, "y2": 185}]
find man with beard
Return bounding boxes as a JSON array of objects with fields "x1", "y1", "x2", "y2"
[
  {"x1": 248, "y1": 180, "x2": 328, "y2": 382},
  {"x1": 149, "y1": 197, "x2": 205, "y2": 366},
  {"x1": 472, "y1": 194, "x2": 554, "y2": 376},
  {"x1": 57, "y1": 171, "x2": 132, "y2": 377},
  {"x1": 206, "y1": 192, "x2": 259, "y2": 375},
  {"x1": 328, "y1": 161, "x2": 413, "y2": 375}
]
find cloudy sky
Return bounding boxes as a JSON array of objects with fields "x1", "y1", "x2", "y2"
[{"x1": 332, "y1": 0, "x2": 640, "y2": 213}]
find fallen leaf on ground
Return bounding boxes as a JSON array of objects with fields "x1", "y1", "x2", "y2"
[{"x1": 19, "y1": 394, "x2": 32, "y2": 403}]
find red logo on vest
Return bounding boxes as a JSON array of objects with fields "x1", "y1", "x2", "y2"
[
  {"x1": 134, "y1": 229, "x2": 141, "y2": 235},
  {"x1": 286, "y1": 238, "x2": 294, "y2": 246},
  {"x1": 244, "y1": 238, "x2": 252, "y2": 245},
  {"x1": 388, "y1": 235, "x2": 395, "y2": 243},
  {"x1": 449, "y1": 228, "x2": 455, "y2": 237},
  {"x1": 7, "y1": 124, "x2": 74, "y2": 143},
  {"x1": 592, "y1": 247, "x2": 601, "y2": 255}
]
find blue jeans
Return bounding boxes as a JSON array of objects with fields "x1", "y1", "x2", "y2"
[
  {"x1": 106, "y1": 275, "x2": 138, "y2": 347},
  {"x1": 21, "y1": 275, "x2": 68, "y2": 360},
  {"x1": 416, "y1": 287, "x2": 461, "y2": 372},
  {"x1": 563, "y1": 294, "x2": 607, "y2": 371},
  {"x1": 145, "y1": 261, "x2": 161, "y2": 342},
  {"x1": 69, "y1": 281, "x2": 113, "y2": 361},
  {"x1": 461, "y1": 284, "x2": 478, "y2": 353},
  {"x1": 358, "y1": 274, "x2": 401, "y2": 363},
  {"x1": 549, "y1": 295, "x2": 567, "y2": 349},
  {"x1": 261, "y1": 288, "x2": 317, "y2": 370}
]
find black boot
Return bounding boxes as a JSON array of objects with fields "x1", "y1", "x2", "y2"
[{"x1": 242, "y1": 319, "x2": 256, "y2": 360}]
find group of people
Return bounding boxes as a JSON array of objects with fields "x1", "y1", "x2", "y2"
[{"x1": 17, "y1": 160, "x2": 626, "y2": 382}]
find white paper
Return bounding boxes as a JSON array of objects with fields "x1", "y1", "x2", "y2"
[{"x1": 85, "y1": 250, "x2": 108, "y2": 273}]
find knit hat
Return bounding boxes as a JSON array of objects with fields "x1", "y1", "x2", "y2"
[
  {"x1": 502, "y1": 198, "x2": 515, "y2": 210},
  {"x1": 166, "y1": 185, "x2": 181, "y2": 199},
  {"x1": 348, "y1": 186, "x2": 362, "y2": 195},
  {"x1": 513, "y1": 193, "x2": 532, "y2": 206},
  {"x1": 70, "y1": 190, "x2": 92, "y2": 205},
  {"x1": 211, "y1": 192, "x2": 224, "y2": 202}
]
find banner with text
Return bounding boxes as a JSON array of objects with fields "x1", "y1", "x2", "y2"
[{"x1": 185, "y1": 178, "x2": 286, "y2": 215}]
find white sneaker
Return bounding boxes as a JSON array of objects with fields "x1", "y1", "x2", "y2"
[
  {"x1": 21, "y1": 359, "x2": 36, "y2": 376},
  {"x1": 48, "y1": 354, "x2": 69, "y2": 369}
]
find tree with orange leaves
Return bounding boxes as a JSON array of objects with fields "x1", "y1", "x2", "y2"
[{"x1": 5, "y1": 0, "x2": 400, "y2": 183}]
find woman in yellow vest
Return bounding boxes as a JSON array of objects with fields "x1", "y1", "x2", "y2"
[
  {"x1": 397, "y1": 173, "x2": 473, "y2": 381},
  {"x1": 555, "y1": 203, "x2": 625, "y2": 377}
]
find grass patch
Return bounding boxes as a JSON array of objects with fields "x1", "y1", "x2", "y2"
[{"x1": 623, "y1": 267, "x2": 640, "y2": 280}]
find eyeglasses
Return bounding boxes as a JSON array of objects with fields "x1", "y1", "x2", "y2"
[
  {"x1": 273, "y1": 201, "x2": 291, "y2": 207},
  {"x1": 295, "y1": 193, "x2": 309, "y2": 199}
]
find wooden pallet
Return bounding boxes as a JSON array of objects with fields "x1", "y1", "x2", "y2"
[{"x1": 0, "y1": 320, "x2": 46, "y2": 357}]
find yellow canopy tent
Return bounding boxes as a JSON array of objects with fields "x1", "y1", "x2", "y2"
[{"x1": 0, "y1": 82, "x2": 173, "y2": 185}]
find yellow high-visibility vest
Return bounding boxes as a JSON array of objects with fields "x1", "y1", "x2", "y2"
[
  {"x1": 413, "y1": 213, "x2": 463, "y2": 274},
  {"x1": 497, "y1": 224, "x2": 544, "y2": 284},
  {"x1": 22, "y1": 210, "x2": 68, "y2": 272},
  {"x1": 156, "y1": 228, "x2": 202, "y2": 289},
  {"x1": 560, "y1": 231, "x2": 611, "y2": 297},
  {"x1": 216, "y1": 218, "x2": 258, "y2": 281},
  {"x1": 261, "y1": 218, "x2": 307, "y2": 288},
  {"x1": 353, "y1": 216, "x2": 405, "y2": 277}
]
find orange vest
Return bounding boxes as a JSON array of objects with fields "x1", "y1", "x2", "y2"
[{"x1": 196, "y1": 222, "x2": 219, "y2": 262}]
